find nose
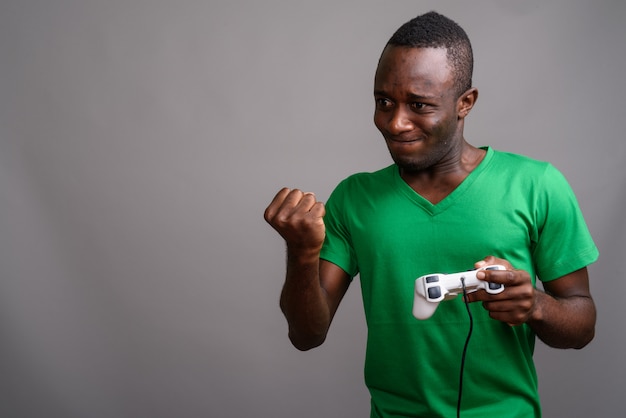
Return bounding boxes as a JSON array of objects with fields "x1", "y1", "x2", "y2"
[{"x1": 388, "y1": 108, "x2": 414, "y2": 135}]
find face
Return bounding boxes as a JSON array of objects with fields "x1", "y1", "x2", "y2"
[{"x1": 373, "y1": 46, "x2": 467, "y2": 174}]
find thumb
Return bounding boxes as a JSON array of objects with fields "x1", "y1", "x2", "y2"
[{"x1": 308, "y1": 201, "x2": 326, "y2": 221}]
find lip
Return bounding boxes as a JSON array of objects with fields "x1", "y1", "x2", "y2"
[
  {"x1": 387, "y1": 137, "x2": 423, "y2": 145},
  {"x1": 390, "y1": 138, "x2": 419, "y2": 143}
]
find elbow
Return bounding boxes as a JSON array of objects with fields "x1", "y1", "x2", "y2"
[
  {"x1": 572, "y1": 327, "x2": 595, "y2": 350},
  {"x1": 288, "y1": 329, "x2": 327, "y2": 351},
  {"x1": 280, "y1": 299, "x2": 331, "y2": 351},
  {"x1": 572, "y1": 306, "x2": 597, "y2": 349},
  {"x1": 542, "y1": 325, "x2": 596, "y2": 350}
]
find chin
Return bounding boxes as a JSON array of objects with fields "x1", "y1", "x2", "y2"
[
  {"x1": 388, "y1": 140, "x2": 454, "y2": 173},
  {"x1": 390, "y1": 153, "x2": 432, "y2": 172}
]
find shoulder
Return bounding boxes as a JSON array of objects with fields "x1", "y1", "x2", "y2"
[
  {"x1": 325, "y1": 165, "x2": 398, "y2": 217},
  {"x1": 488, "y1": 149, "x2": 566, "y2": 185},
  {"x1": 331, "y1": 165, "x2": 397, "y2": 195},
  {"x1": 490, "y1": 149, "x2": 552, "y2": 172}
]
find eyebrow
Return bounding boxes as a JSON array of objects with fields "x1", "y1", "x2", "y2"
[
  {"x1": 374, "y1": 90, "x2": 439, "y2": 101},
  {"x1": 407, "y1": 92, "x2": 439, "y2": 101}
]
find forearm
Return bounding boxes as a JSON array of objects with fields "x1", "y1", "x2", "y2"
[
  {"x1": 527, "y1": 290, "x2": 596, "y2": 349},
  {"x1": 279, "y1": 250, "x2": 331, "y2": 351}
]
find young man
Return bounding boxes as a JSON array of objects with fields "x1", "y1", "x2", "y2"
[{"x1": 264, "y1": 11, "x2": 598, "y2": 417}]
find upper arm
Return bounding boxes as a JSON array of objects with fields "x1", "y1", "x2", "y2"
[
  {"x1": 530, "y1": 266, "x2": 596, "y2": 348},
  {"x1": 319, "y1": 259, "x2": 352, "y2": 322},
  {"x1": 541, "y1": 267, "x2": 592, "y2": 300}
]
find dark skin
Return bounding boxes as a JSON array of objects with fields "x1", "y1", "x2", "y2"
[{"x1": 264, "y1": 45, "x2": 595, "y2": 351}]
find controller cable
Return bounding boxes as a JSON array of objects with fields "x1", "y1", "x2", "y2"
[{"x1": 457, "y1": 276, "x2": 474, "y2": 418}]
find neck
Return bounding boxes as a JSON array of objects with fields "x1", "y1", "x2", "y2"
[{"x1": 400, "y1": 141, "x2": 485, "y2": 204}]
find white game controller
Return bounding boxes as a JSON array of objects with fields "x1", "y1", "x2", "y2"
[{"x1": 412, "y1": 265, "x2": 506, "y2": 320}]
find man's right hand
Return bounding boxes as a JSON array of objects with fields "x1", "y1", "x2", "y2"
[
  {"x1": 265, "y1": 188, "x2": 350, "y2": 351},
  {"x1": 263, "y1": 188, "x2": 326, "y2": 254}
]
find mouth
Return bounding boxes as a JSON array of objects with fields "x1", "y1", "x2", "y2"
[
  {"x1": 390, "y1": 138, "x2": 419, "y2": 143},
  {"x1": 387, "y1": 136, "x2": 424, "y2": 146},
  {"x1": 385, "y1": 132, "x2": 425, "y2": 143}
]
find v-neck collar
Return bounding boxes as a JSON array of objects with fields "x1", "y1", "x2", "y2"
[{"x1": 392, "y1": 146, "x2": 494, "y2": 216}]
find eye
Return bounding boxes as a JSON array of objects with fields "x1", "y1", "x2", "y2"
[
  {"x1": 375, "y1": 98, "x2": 393, "y2": 109},
  {"x1": 410, "y1": 102, "x2": 427, "y2": 110}
]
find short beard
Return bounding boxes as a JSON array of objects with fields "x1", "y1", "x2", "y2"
[{"x1": 388, "y1": 140, "x2": 451, "y2": 174}]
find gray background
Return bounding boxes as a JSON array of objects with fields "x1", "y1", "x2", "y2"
[{"x1": 1, "y1": 0, "x2": 624, "y2": 417}]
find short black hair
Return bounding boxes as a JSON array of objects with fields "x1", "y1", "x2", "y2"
[{"x1": 386, "y1": 11, "x2": 473, "y2": 98}]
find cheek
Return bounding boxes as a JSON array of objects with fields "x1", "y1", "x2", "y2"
[
  {"x1": 429, "y1": 115, "x2": 456, "y2": 138},
  {"x1": 429, "y1": 118, "x2": 444, "y2": 134},
  {"x1": 373, "y1": 112, "x2": 386, "y2": 132}
]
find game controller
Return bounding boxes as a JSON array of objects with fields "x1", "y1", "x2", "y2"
[{"x1": 412, "y1": 265, "x2": 506, "y2": 319}]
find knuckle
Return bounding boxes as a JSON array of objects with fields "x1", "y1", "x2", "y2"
[
  {"x1": 505, "y1": 271, "x2": 516, "y2": 282},
  {"x1": 289, "y1": 189, "x2": 304, "y2": 199},
  {"x1": 300, "y1": 194, "x2": 315, "y2": 206},
  {"x1": 313, "y1": 202, "x2": 326, "y2": 217}
]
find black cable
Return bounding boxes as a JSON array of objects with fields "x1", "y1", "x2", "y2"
[{"x1": 457, "y1": 277, "x2": 474, "y2": 418}]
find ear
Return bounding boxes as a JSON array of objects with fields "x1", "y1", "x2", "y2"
[{"x1": 457, "y1": 88, "x2": 478, "y2": 119}]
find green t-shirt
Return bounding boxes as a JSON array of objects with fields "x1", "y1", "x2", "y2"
[{"x1": 320, "y1": 147, "x2": 599, "y2": 417}]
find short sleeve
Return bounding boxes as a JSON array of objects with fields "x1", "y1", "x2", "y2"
[
  {"x1": 319, "y1": 179, "x2": 359, "y2": 278},
  {"x1": 532, "y1": 164, "x2": 599, "y2": 281}
]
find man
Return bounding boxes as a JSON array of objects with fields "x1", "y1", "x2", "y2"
[{"x1": 264, "y1": 11, "x2": 598, "y2": 417}]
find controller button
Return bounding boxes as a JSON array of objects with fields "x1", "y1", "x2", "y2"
[
  {"x1": 428, "y1": 286, "x2": 442, "y2": 300},
  {"x1": 488, "y1": 282, "x2": 503, "y2": 290},
  {"x1": 425, "y1": 275, "x2": 439, "y2": 283}
]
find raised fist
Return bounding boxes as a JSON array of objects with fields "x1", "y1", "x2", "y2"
[{"x1": 264, "y1": 188, "x2": 326, "y2": 253}]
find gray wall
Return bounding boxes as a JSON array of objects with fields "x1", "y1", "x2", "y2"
[{"x1": 1, "y1": 1, "x2": 624, "y2": 417}]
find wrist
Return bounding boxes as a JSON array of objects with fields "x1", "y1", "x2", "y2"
[
  {"x1": 526, "y1": 289, "x2": 546, "y2": 325},
  {"x1": 286, "y1": 244, "x2": 321, "y2": 265}
]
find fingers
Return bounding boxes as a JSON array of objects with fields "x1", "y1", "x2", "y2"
[
  {"x1": 263, "y1": 188, "x2": 326, "y2": 250},
  {"x1": 474, "y1": 255, "x2": 514, "y2": 283},
  {"x1": 307, "y1": 200, "x2": 326, "y2": 224},
  {"x1": 264, "y1": 187, "x2": 292, "y2": 222},
  {"x1": 264, "y1": 188, "x2": 322, "y2": 223},
  {"x1": 482, "y1": 292, "x2": 536, "y2": 326},
  {"x1": 474, "y1": 255, "x2": 513, "y2": 270},
  {"x1": 477, "y1": 268, "x2": 517, "y2": 285},
  {"x1": 263, "y1": 187, "x2": 291, "y2": 223},
  {"x1": 469, "y1": 260, "x2": 536, "y2": 325}
]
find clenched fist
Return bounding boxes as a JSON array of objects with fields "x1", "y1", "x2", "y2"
[{"x1": 264, "y1": 188, "x2": 326, "y2": 253}]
